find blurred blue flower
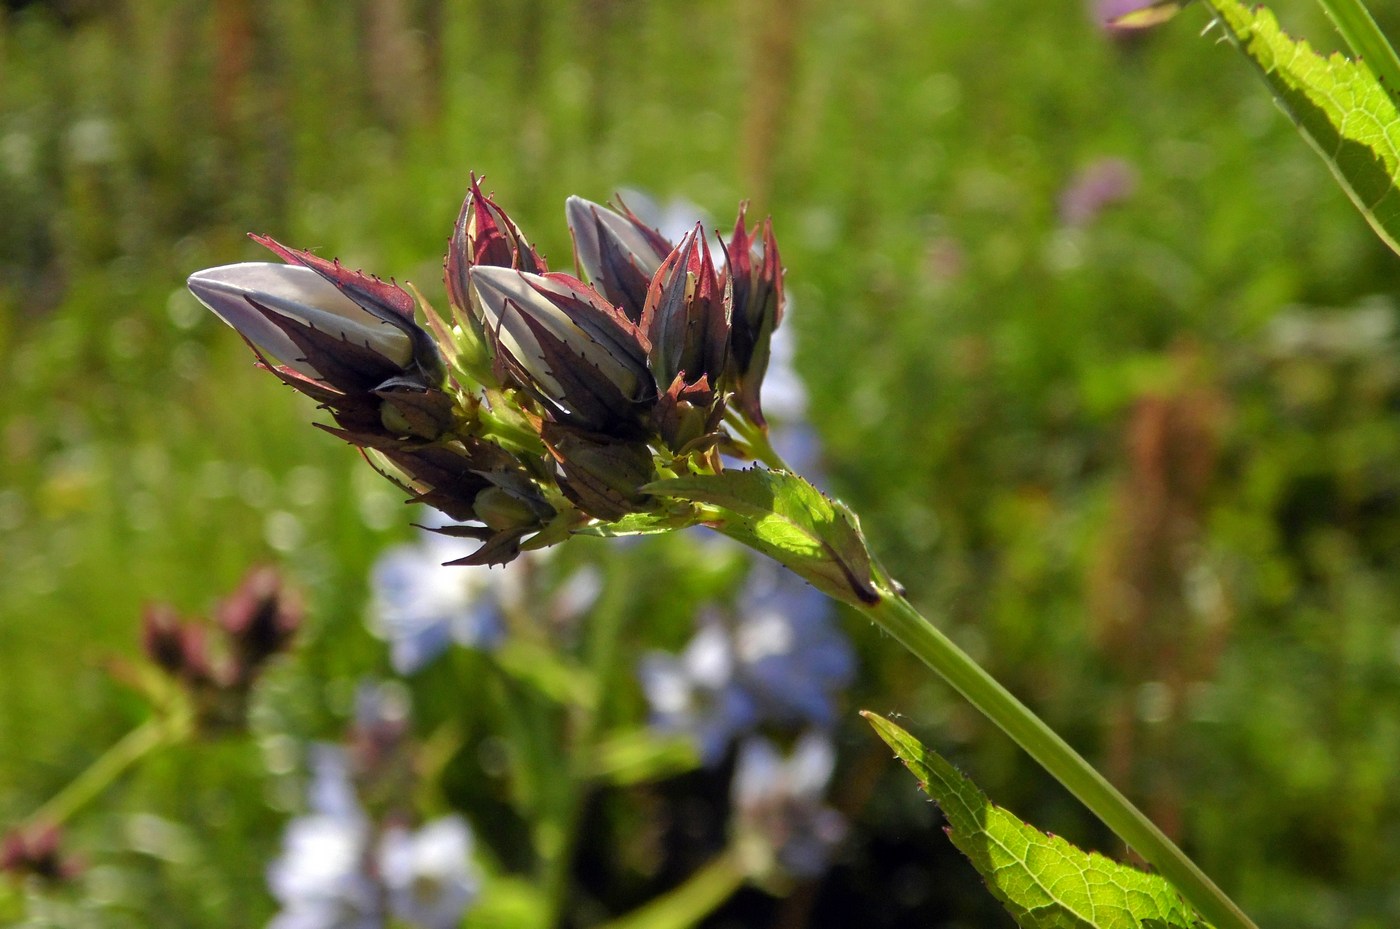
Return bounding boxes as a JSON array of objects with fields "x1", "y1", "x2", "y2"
[
  {"x1": 267, "y1": 747, "x2": 377, "y2": 929},
  {"x1": 267, "y1": 744, "x2": 480, "y2": 929},
  {"x1": 639, "y1": 619, "x2": 761, "y2": 765},
  {"x1": 380, "y1": 817, "x2": 480, "y2": 929},
  {"x1": 736, "y1": 561, "x2": 854, "y2": 724},
  {"x1": 369, "y1": 531, "x2": 506, "y2": 674},
  {"x1": 639, "y1": 560, "x2": 854, "y2": 764},
  {"x1": 731, "y1": 731, "x2": 846, "y2": 880},
  {"x1": 369, "y1": 511, "x2": 605, "y2": 672}
]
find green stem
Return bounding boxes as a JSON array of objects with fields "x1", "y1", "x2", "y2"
[
  {"x1": 864, "y1": 590, "x2": 1257, "y2": 929},
  {"x1": 1311, "y1": 0, "x2": 1400, "y2": 97},
  {"x1": 26, "y1": 715, "x2": 183, "y2": 829},
  {"x1": 595, "y1": 848, "x2": 747, "y2": 929}
]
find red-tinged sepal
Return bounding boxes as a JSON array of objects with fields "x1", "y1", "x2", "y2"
[
  {"x1": 653, "y1": 372, "x2": 725, "y2": 454},
  {"x1": 542, "y1": 421, "x2": 657, "y2": 520},
  {"x1": 251, "y1": 294, "x2": 408, "y2": 391},
  {"x1": 250, "y1": 234, "x2": 415, "y2": 320}
]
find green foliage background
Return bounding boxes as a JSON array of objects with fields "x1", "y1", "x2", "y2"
[{"x1": 3, "y1": 0, "x2": 1400, "y2": 926}]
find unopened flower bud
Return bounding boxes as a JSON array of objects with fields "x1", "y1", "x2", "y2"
[
  {"x1": 653, "y1": 373, "x2": 723, "y2": 453},
  {"x1": 447, "y1": 176, "x2": 546, "y2": 323},
  {"x1": 189, "y1": 263, "x2": 413, "y2": 378},
  {"x1": 1, "y1": 825, "x2": 80, "y2": 883},
  {"x1": 141, "y1": 604, "x2": 188, "y2": 676},
  {"x1": 542, "y1": 422, "x2": 656, "y2": 520},
  {"x1": 216, "y1": 565, "x2": 301, "y2": 685},
  {"x1": 641, "y1": 226, "x2": 731, "y2": 393},
  {"x1": 470, "y1": 267, "x2": 656, "y2": 435},
  {"x1": 566, "y1": 195, "x2": 672, "y2": 322},
  {"x1": 471, "y1": 485, "x2": 549, "y2": 533},
  {"x1": 724, "y1": 209, "x2": 784, "y2": 426},
  {"x1": 188, "y1": 236, "x2": 443, "y2": 395}
]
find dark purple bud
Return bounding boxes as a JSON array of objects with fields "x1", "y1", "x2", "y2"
[
  {"x1": 724, "y1": 208, "x2": 784, "y2": 426},
  {"x1": 447, "y1": 176, "x2": 546, "y2": 323},
  {"x1": 640, "y1": 226, "x2": 731, "y2": 393},
  {"x1": 141, "y1": 604, "x2": 188, "y2": 676},
  {"x1": 216, "y1": 565, "x2": 301, "y2": 683},
  {"x1": 470, "y1": 267, "x2": 656, "y2": 435},
  {"x1": 1, "y1": 825, "x2": 80, "y2": 883}
]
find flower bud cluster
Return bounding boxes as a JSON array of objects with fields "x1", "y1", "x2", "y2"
[
  {"x1": 140, "y1": 565, "x2": 300, "y2": 731},
  {"x1": 188, "y1": 177, "x2": 787, "y2": 565}
]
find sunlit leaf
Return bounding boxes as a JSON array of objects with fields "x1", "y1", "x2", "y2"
[
  {"x1": 576, "y1": 509, "x2": 697, "y2": 538},
  {"x1": 864, "y1": 713, "x2": 1209, "y2": 929},
  {"x1": 1204, "y1": 0, "x2": 1400, "y2": 255},
  {"x1": 645, "y1": 468, "x2": 881, "y2": 606}
]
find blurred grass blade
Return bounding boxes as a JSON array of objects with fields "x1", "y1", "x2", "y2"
[
  {"x1": 584, "y1": 729, "x2": 701, "y2": 785},
  {"x1": 863, "y1": 713, "x2": 1210, "y2": 929},
  {"x1": 1203, "y1": 0, "x2": 1400, "y2": 255}
]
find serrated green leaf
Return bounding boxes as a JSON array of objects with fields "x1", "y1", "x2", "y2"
[
  {"x1": 644, "y1": 468, "x2": 881, "y2": 606},
  {"x1": 1204, "y1": 0, "x2": 1400, "y2": 254},
  {"x1": 864, "y1": 713, "x2": 1209, "y2": 929}
]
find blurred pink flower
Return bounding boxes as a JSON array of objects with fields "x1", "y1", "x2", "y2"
[
  {"x1": 1096, "y1": 0, "x2": 1181, "y2": 34},
  {"x1": 1058, "y1": 157, "x2": 1138, "y2": 227}
]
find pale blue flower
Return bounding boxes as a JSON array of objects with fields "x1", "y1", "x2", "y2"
[
  {"x1": 369, "y1": 535, "x2": 505, "y2": 674},
  {"x1": 267, "y1": 747, "x2": 376, "y2": 929},
  {"x1": 380, "y1": 817, "x2": 480, "y2": 929},
  {"x1": 639, "y1": 560, "x2": 854, "y2": 764},
  {"x1": 732, "y1": 732, "x2": 846, "y2": 879},
  {"x1": 735, "y1": 560, "x2": 854, "y2": 726},
  {"x1": 267, "y1": 744, "x2": 480, "y2": 929},
  {"x1": 639, "y1": 619, "x2": 761, "y2": 764}
]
